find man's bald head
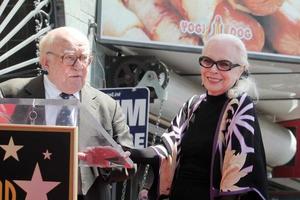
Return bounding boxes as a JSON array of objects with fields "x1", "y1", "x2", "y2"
[
  {"x1": 39, "y1": 27, "x2": 90, "y2": 63},
  {"x1": 38, "y1": 27, "x2": 91, "y2": 94}
]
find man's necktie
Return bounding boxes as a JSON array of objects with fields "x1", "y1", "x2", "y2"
[{"x1": 56, "y1": 93, "x2": 73, "y2": 126}]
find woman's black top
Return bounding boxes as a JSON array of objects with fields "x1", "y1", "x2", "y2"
[
  {"x1": 130, "y1": 93, "x2": 228, "y2": 200},
  {"x1": 170, "y1": 93, "x2": 227, "y2": 200}
]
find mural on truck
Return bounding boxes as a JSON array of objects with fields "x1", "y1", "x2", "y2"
[{"x1": 99, "y1": 0, "x2": 300, "y2": 59}]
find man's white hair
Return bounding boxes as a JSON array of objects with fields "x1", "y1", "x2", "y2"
[{"x1": 39, "y1": 26, "x2": 90, "y2": 64}]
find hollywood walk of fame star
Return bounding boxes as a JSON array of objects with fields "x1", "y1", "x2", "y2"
[
  {"x1": 0, "y1": 136, "x2": 23, "y2": 161},
  {"x1": 43, "y1": 149, "x2": 52, "y2": 160},
  {"x1": 13, "y1": 163, "x2": 61, "y2": 200}
]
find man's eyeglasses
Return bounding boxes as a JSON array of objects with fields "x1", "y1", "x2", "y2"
[
  {"x1": 199, "y1": 56, "x2": 241, "y2": 71},
  {"x1": 46, "y1": 51, "x2": 92, "y2": 66}
]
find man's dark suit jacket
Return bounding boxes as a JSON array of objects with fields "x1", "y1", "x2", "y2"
[{"x1": 0, "y1": 75, "x2": 135, "y2": 200}]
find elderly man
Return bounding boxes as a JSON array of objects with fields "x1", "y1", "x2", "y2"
[{"x1": 0, "y1": 26, "x2": 134, "y2": 200}]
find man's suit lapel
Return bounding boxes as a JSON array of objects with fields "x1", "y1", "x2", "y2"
[
  {"x1": 23, "y1": 76, "x2": 45, "y2": 98},
  {"x1": 80, "y1": 85, "x2": 98, "y2": 118},
  {"x1": 79, "y1": 85, "x2": 100, "y2": 195}
]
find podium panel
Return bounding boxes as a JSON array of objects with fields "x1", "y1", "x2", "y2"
[{"x1": 0, "y1": 124, "x2": 77, "y2": 200}]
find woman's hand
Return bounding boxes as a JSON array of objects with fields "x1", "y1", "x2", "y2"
[
  {"x1": 138, "y1": 189, "x2": 149, "y2": 200},
  {"x1": 78, "y1": 146, "x2": 133, "y2": 168}
]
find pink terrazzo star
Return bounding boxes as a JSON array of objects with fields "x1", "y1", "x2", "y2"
[{"x1": 13, "y1": 163, "x2": 60, "y2": 200}]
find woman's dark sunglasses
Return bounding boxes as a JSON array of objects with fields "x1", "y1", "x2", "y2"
[{"x1": 199, "y1": 56, "x2": 241, "y2": 71}]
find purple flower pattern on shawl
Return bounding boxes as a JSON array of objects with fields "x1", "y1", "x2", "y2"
[
  {"x1": 153, "y1": 93, "x2": 268, "y2": 199},
  {"x1": 218, "y1": 94, "x2": 254, "y2": 192}
]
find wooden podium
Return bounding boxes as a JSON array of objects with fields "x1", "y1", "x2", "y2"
[
  {"x1": 0, "y1": 97, "x2": 135, "y2": 200},
  {"x1": 0, "y1": 98, "x2": 78, "y2": 200},
  {"x1": 0, "y1": 124, "x2": 77, "y2": 200}
]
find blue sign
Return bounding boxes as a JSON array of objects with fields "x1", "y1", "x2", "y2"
[{"x1": 101, "y1": 87, "x2": 149, "y2": 148}]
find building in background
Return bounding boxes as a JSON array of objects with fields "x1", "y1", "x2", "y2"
[{"x1": 1, "y1": 0, "x2": 300, "y2": 199}]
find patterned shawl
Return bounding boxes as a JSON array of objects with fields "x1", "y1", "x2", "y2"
[{"x1": 151, "y1": 93, "x2": 268, "y2": 200}]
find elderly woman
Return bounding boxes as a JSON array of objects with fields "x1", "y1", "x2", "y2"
[
  {"x1": 147, "y1": 33, "x2": 268, "y2": 200},
  {"x1": 81, "y1": 34, "x2": 269, "y2": 200}
]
